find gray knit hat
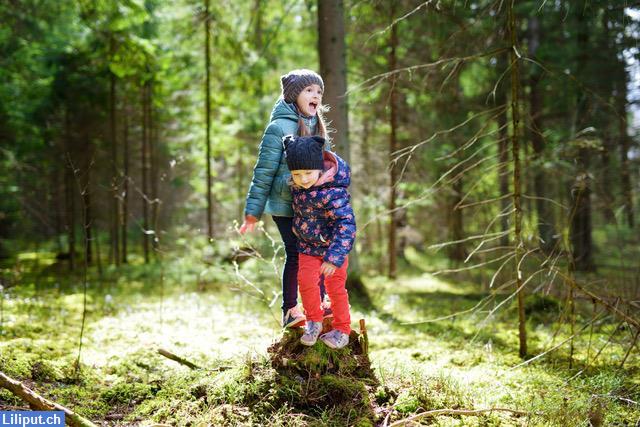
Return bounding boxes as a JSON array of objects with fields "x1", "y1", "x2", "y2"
[
  {"x1": 283, "y1": 135, "x2": 325, "y2": 171},
  {"x1": 281, "y1": 69, "x2": 324, "y2": 104}
]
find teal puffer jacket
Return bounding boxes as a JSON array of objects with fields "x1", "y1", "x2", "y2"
[{"x1": 244, "y1": 99, "x2": 317, "y2": 218}]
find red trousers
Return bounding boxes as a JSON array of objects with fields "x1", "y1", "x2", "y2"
[{"x1": 298, "y1": 254, "x2": 351, "y2": 334}]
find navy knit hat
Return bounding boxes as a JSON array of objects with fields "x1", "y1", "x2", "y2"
[
  {"x1": 281, "y1": 69, "x2": 324, "y2": 104},
  {"x1": 283, "y1": 135, "x2": 325, "y2": 171}
]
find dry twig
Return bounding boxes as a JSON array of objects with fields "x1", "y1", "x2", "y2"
[{"x1": 388, "y1": 407, "x2": 527, "y2": 426}]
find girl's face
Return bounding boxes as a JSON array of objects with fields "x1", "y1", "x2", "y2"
[
  {"x1": 291, "y1": 169, "x2": 321, "y2": 189},
  {"x1": 296, "y1": 84, "x2": 323, "y2": 117}
]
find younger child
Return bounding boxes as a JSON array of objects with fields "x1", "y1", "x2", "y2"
[{"x1": 283, "y1": 135, "x2": 356, "y2": 349}]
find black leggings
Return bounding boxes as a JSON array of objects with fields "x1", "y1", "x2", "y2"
[{"x1": 272, "y1": 215, "x2": 325, "y2": 313}]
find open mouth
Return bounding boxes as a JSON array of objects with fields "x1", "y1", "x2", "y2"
[{"x1": 309, "y1": 102, "x2": 318, "y2": 111}]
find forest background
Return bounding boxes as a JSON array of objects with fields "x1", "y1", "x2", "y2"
[{"x1": 1, "y1": 0, "x2": 639, "y2": 426}]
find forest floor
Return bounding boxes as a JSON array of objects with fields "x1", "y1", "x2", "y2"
[{"x1": 0, "y1": 244, "x2": 639, "y2": 426}]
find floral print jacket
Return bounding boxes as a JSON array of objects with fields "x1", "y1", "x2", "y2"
[{"x1": 291, "y1": 151, "x2": 356, "y2": 268}]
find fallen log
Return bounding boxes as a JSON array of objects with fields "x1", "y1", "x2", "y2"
[
  {"x1": 0, "y1": 371, "x2": 97, "y2": 427},
  {"x1": 156, "y1": 348, "x2": 232, "y2": 372},
  {"x1": 157, "y1": 348, "x2": 201, "y2": 370}
]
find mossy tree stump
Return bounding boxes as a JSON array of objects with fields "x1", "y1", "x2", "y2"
[{"x1": 267, "y1": 324, "x2": 378, "y2": 426}]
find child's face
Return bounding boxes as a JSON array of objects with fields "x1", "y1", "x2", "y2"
[
  {"x1": 291, "y1": 169, "x2": 321, "y2": 189},
  {"x1": 296, "y1": 84, "x2": 323, "y2": 117}
]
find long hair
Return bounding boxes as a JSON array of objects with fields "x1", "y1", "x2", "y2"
[{"x1": 297, "y1": 104, "x2": 329, "y2": 139}]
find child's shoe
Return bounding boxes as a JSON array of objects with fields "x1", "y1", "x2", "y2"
[
  {"x1": 320, "y1": 329, "x2": 350, "y2": 349},
  {"x1": 300, "y1": 321, "x2": 323, "y2": 346},
  {"x1": 282, "y1": 306, "x2": 306, "y2": 329}
]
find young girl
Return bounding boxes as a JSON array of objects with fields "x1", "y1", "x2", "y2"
[
  {"x1": 239, "y1": 69, "x2": 329, "y2": 328},
  {"x1": 283, "y1": 135, "x2": 356, "y2": 349}
]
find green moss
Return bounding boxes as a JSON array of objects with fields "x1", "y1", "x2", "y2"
[
  {"x1": 100, "y1": 381, "x2": 154, "y2": 405},
  {"x1": 205, "y1": 365, "x2": 264, "y2": 404},
  {"x1": 30, "y1": 360, "x2": 65, "y2": 382},
  {"x1": 0, "y1": 347, "x2": 33, "y2": 378},
  {"x1": 133, "y1": 370, "x2": 203, "y2": 424},
  {"x1": 394, "y1": 390, "x2": 420, "y2": 413},
  {"x1": 320, "y1": 374, "x2": 370, "y2": 403},
  {"x1": 47, "y1": 384, "x2": 110, "y2": 420},
  {"x1": 418, "y1": 373, "x2": 468, "y2": 410},
  {"x1": 0, "y1": 389, "x2": 23, "y2": 407},
  {"x1": 2, "y1": 245, "x2": 639, "y2": 426}
]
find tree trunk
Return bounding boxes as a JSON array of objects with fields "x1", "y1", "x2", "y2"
[
  {"x1": 528, "y1": 16, "x2": 558, "y2": 253},
  {"x1": 570, "y1": 10, "x2": 596, "y2": 272},
  {"x1": 204, "y1": 0, "x2": 214, "y2": 240},
  {"x1": 570, "y1": 152, "x2": 595, "y2": 271},
  {"x1": 447, "y1": 175, "x2": 467, "y2": 262},
  {"x1": 109, "y1": 36, "x2": 120, "y2": 265},
  {"x1": 597, "y1": 11, "x2": 616, "y2": 225},
  {"x1": 53, "y1": 167, "x2": 64, "y2": 254},
  {"x1": 82, "y1": 133, "x2": 93, "y2": 265},
  {"x1": 317, "y1": 0, "x2": 349, "y2": 163},
  {"x1": 64, "y1": 108, "x2": 76, "y2": 271},
  {"x1": 141, "y1": 82, "x2": 150, "y2": 264},
  {"x1": 360, "y1": 117, "x2": 373, "y2": 256},
  {"x1": 496, "y1": 54, "x2": 510, "y2": 248},
  {"x1": 94, "y1": 227, "x2": 103, "y2": 277},
  {"x1": 150, "y1": 81, "x2": 159, "y2": 252},
  {"x1": 508, "y1": 0, "x2": 527, "y2": 358},
  {"x1": 122, "y1": 105, "x2": 129, "y2": 264},
  {"x1": 617, "y1": 73, "x2": 634, "y2": 229},
  {"x1": 386, "y1": 4, "x2": 399, "y2": 278},
  {"x1": 599, "y1": 133, "x2": 616, "y2": 223}
]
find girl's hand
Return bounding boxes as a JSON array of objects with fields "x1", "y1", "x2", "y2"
[
  {"x1": 320, "y1": 262, "x2": 337, "y2": 277},
  {"x1": 239, "y1": 215, "x2": 258, "y2": 234}
]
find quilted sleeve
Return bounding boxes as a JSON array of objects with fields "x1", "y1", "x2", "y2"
[{"x1": 244, "y1": 122, "x2": 284, "y2": 218}]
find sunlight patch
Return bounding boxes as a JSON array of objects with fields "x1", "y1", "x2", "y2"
[{"x1": 84, "y1": 292, "x2": 281, "y2": 368}]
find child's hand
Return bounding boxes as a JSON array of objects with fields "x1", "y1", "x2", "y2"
[
  {"x1": 239, "y1": 215, "x2": 258, "y2": 234},
  {"x1": 320, "y1": 262, "x2": 337, "y2": 277}
]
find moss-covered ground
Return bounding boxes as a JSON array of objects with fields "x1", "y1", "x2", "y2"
[{"x1": 0, "y1": 238, "x2": 638, "y2": 426}]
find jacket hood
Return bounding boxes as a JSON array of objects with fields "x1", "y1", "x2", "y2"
[
  {"x1": 270, "y1": 98, "x2": 299, "y2": 121},
  {"x1": 314, "y1": 151, "x2": 350, "y2": 189}
]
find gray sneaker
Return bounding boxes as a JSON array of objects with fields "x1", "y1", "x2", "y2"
[
  {"x1": 300, "y1": 321, "x2": 323, "y2": 346},
  {"x1": 320, "y1": 329, "x2": 350, "y2": 349}
]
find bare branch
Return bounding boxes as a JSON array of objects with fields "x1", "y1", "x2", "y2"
[
  {"x1": 388, "y1": 407, "x2": 527, "y2": 426},
  {"x1": 457, "y1": 193, "x2": 512, "y2": 210},
  {"x1": 429, "y1": 230, "x2": 512, "y2": 251},
  {"x1": 365, "y1": 1, "x2": 435, "y2": 45},
  {"x1": 522, "y1": 194, "x2": 569, "y2": 211},
  {"x1": 551, "y1": 268, "x2": 640, "y2": 329},
  {"x1": 392, "y1": 105, "x2": 505, "y2": 163},
  {"x1": 348, "y1": 48, "x2": 509, "y2": 95},
  {"x1": 433, "y1": 251, "x2": 514, "y2": 274}
]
